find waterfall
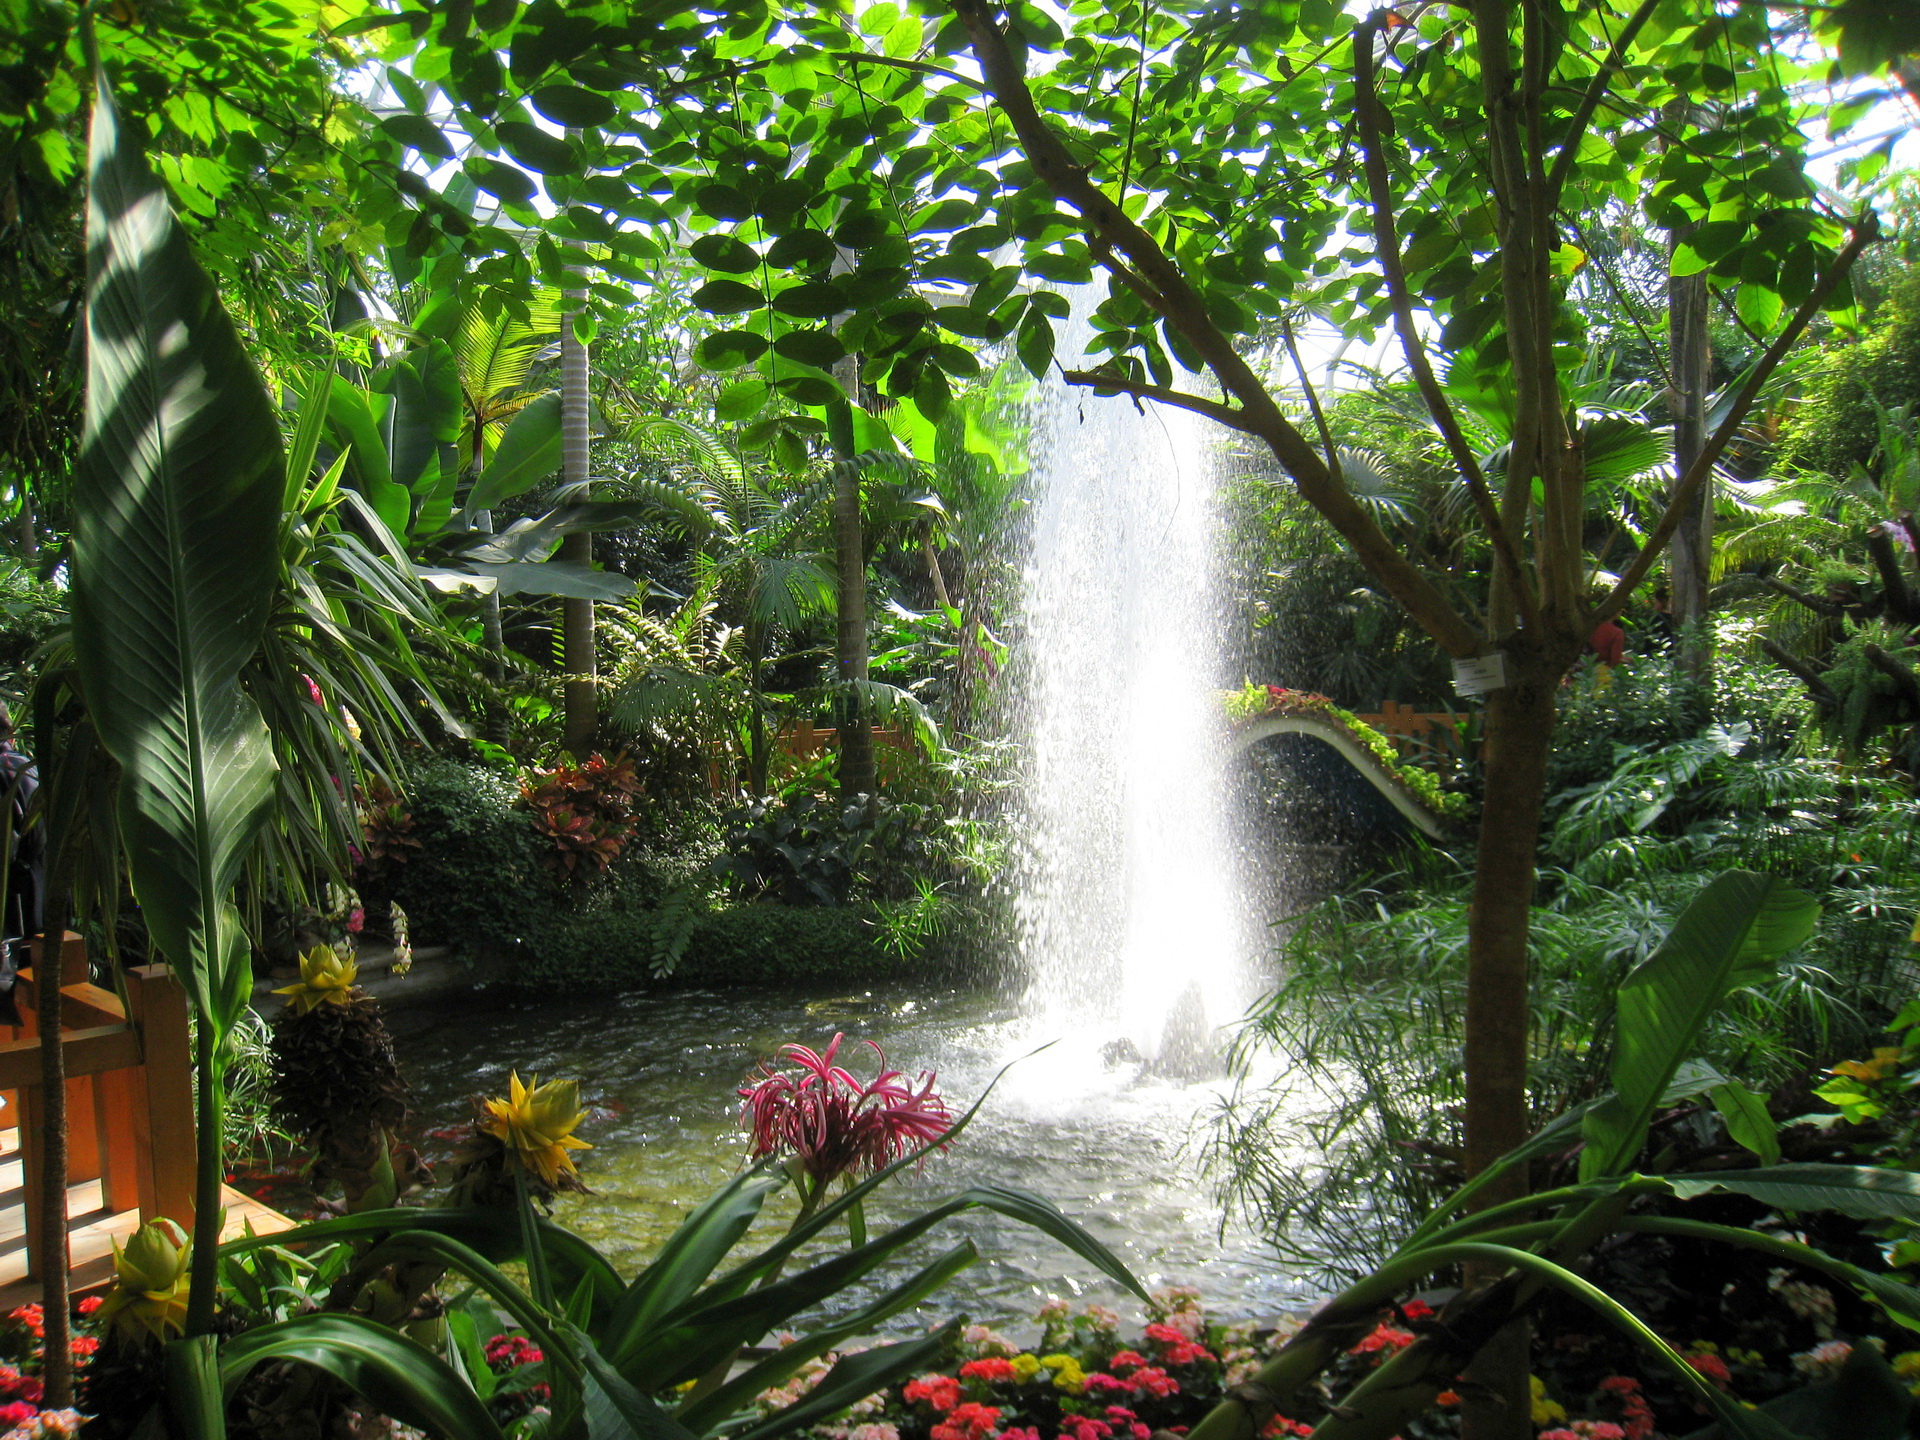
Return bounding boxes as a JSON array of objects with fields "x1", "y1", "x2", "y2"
[{"x1": 1012, "y1": 301, "x2": 1249, "y2": 1070}]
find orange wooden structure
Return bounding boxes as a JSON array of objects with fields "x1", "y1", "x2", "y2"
[
  {"x1": 0, "y1": 936, "x2": 288, "y2": 1303},
  {"x1": 1353, "y1": 701, "x2": 1463, "y2": 752},
  {"x1": 706, "y1": 720, "x2": 916, "y2": 796}
]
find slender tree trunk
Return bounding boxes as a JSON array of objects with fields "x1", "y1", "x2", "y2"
[
  {"x1": 828, "y1": 364, "x2": 874, "y2": 801},
  {"x1": 560, "y1": 286, "x2": 595, "y2": 756},
  {"x1": 1459, "y1": 644, "x2": 1560, "y2": 1440},
  {"x1": 922, "y1": 532, "x2": 953, "y2": 612},
  {"x1": 16, "y1": 488, "x2": 38, "y2": 563},
  {"x1": 34, "y1": 879, "x2": 71, "y2": 1405},
  {"x1": 1667, "y1": 239, "x2": 1713, "y2": 675},
  {"x1": 747, "y1": 625, "x2": 770, "y2": 797}
]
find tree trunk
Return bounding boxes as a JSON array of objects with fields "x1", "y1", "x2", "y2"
[
  {"x1": 828, "y1": 366, "x2": 874, "y2": 801},
  {"x1": 34, "y1": 886, "x2": 71, "y2": 1405},
  {"x1": 16, "y1": 488, "x2": 38, "y2": 563},
  {"x1": 1667, "y1": 240, "x2": 1713, "y2": 675},
  {"x1": 559, "y1": 296, "x2": 595, "y2": 757},
  {"x1": 1459, "y1": 643, "x2": 1560, "y2": 1440}
]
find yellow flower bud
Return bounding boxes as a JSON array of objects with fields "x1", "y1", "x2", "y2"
[
  {"x1": 272, "y1": 945, "x2": 359, "y2": 1015},
  {"x1": 482, "y1": 1071, "x2": 593, "y2": 1186},
  {"x1": 94, "y1": 1219, "x2": 191, "y2": 1345}
]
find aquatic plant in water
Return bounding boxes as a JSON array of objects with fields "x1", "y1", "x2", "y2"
[{"x1": 740, "y1": 1033, "x2": 953, "y2": 1198}]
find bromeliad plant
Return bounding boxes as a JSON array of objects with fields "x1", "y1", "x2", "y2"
[{"x1": 182, "y1": 1057, "x2": 1144, "y2": 1440}]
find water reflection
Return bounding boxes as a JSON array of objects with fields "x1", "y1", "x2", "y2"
[{"x1": 383, "y1": 983, "x2": 1322, "y2": 1328}]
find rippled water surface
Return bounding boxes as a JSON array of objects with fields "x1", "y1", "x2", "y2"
[{"x1": 382, "y1": 982, "x2": 1323, "y2": 1328}]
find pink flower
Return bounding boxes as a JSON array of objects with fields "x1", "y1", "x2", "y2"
[
  {"x1": 1107, "y1": 1351, "x2": 1149, "y2": 1373},
  {"x1": 1144, "y1": 1323, "x2": 1214, "y2": 1366},
  {"x1": 1130, "y1": 1367, "x2": 1180, "y2": 1398},
  {"x1": 347, "y1": 907, "x2": 365, "y2": 934},
  {"x1": 0, "y1": 1403, "x2": 34, "y2": 1429},
  {"x1": 304, "y1": 675, "x2": 325, "y2": 709},
  {"x1": 1060, "y1": 1419, "x2": 1114, "y2": 1440},
  {"x1": 1347, "y1": 1325, "x2": 1415, "y2": 1356},
  {"x1": 740, "y1": 1034, "x2": 952, "y2": 1186},
  {"x1": 1082, "y1": 1374, "x2": 1135, "y2": 1399},
  {"x1": 1400, "y1": 1299, "x2": 1434, "y2": 1321},
  {"x1": 905, "y1": 1375, "x2": 963, "y2": 1413},
  {"x1": 1686, "y1": 1353, "x2": 1730, "y2": 1386},
  {"x1": 1539, "y1": 1430, "x2": 1582, "y2": 1440},
  {"x1": 75, "y1": 1298, "x2": 102, "y2": 1318}
]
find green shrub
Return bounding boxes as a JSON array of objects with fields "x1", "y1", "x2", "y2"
[
  {"x1": 509, "y1": 895, "x2": 908, "y2": 990},
  {"x1": 379, "y1": 758, "x2": 551, "y2": 952}
]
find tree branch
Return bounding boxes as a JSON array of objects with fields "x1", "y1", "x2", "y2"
[
  {"x1": 1761, "y1": 574, "x2": 1843, "y2": 618},
  {"x1": 1278, "y1": 314, "x2": 1340, "y2": 476},
  {"x1": 1865, "y1": 642, "x2": 1920, "y2": 713},
  {"x1": 1353, "y1": 14, "x2": 1540, "y2": 632},
  {"x1": 1542, "y1": 0, "x2": 1663, "y2": 207},
  {"x1": 1060, "y1": 370, "x2": 1265, "y2": 435},
  {"x1": 1596, "y1": 213, "x2": 1880, "y2": 624},
  {"x1": 1757, "y1": 637, "x2": 1836, "y2": 707},
  {"x1": 951, "y1": 0, "x2": 1487, "y2": 659}
]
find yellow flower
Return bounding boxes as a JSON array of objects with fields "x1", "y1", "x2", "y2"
[
  {"x1": 1040, "y1": 1355, "x2": 1085, "y2": 1394},
  {"x1": 94, "y1": 1219, "x2": 191, "y2": 1345},
  {"x1": 482, "y1": 1071, "x2": 592, "y2": 1186},
  {"x1": 1010, "y1": 1354, "x2": 1042, "y2": 1383},
  {"x1": 272, "y1": 945, "x2": 358, "y2": 1015},
  {"x1": 1529, "y1": 1376, "x2": 1566, "y2": 1426}
]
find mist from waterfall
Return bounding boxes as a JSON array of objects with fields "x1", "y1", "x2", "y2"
[{"x1": 1010, "y1": 299, "x2": 1250, "y2": 1068}]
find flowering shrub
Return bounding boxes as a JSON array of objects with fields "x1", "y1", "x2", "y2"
[
  {"x1": 759, "y1": 1271, "x2": 1920, "y2": 1440},
  {"x1": 0, "y1": 1300, "x2": 101, "y2": 1438},
  {"x1": 520, "y1": 751, "x2": 644, "y2": 878}
]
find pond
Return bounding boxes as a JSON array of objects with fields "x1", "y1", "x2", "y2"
[{"x1": 381, "y1": 982, "x2": 1328, "y2": 1331}]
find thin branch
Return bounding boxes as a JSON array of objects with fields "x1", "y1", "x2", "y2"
[
  {"x1": 1761, "y1": 574, "x2": 1843, "y2": 617},
  {"x1": 1543, "y1": 0, "x2": 1663, "y2": 205},
  {"x1": 840, "y1": 52, "x2": 989, "y2": 94},
  {"x1": 948, "y1": 0, "x2": 1486, "y2": 659},
  {"x1": 1278, "y1": 314, "x2": 1341, "y2": 477},
  {"x1": 1353, "y1": 13, "x2": 1540, "y2": 631},
  {"x1": 1060, "y1": 370, "x2": 1265, "y2": 435},
  {"x1": 1597, "y1": 212, "x2": 1880, "y2": 624},
  {"x1": 1865, "y1": 642, "x2": 1920, "y2": 712},
  {"x1": 1757, "y1": 637, "x2": 1837, "y2": 706}
]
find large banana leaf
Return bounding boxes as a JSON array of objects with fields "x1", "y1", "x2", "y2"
[
  {"x1": 70, "y1": 73, "x2": 281, "y2": 1042},
  {"x1": 1669, "y1": 1164, "x2": 1920, "y2": 1220},
  {"x1": 1581, "y1": 872, "x2": 1819, "y2": 1179},
  {"x1": 469, "y1": 391, "x2": 563, "y2": 511}
]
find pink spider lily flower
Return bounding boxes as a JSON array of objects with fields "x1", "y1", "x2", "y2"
[{"x1": 739, "y1": 1033, "x2": 953, "y2": 1187}]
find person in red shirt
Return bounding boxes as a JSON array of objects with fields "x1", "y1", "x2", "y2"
[{"x1": 1588, "y1": 615, "x2": 1626, "y2": 668}]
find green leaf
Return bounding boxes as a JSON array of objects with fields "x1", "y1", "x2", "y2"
[
  {"x1": 379, "y1": 113, "x2": 454, "y2": 160},
  {"x1": 717, "y1": 379, "x2": 773, "y2": 423},
  {"x1": 772, "y1": 328, "x2": 847, "y2": 367},
  {"x1": 71, "y1": 75, "x2": 282, "y2": 1042},
  {"x1": 691, "y1": 234, "x2": 763, "y2": 274},
  {"x1": 695, "y1": 330, "x2": 769, "y2": 371},
  {"x1": 605, "y1": 1168, "x2": 787, "y2": 1359},
  {"x1": 533, "y1": 85, "x2": 618, "y2": 127},
  {"x1": 692, "y1": 280, "x2": 766, "y2": 316},
  {"x1": 220, "y1": 1315, "x2": 507, "y2": 1440},
  {"x1": 1670, "y1": 1164, "x2": 1920, "y2": 1220},
  {"x1": 1581, "y1": 872, "x2": 1819, "y2": 1179},
  {"x1": 730, "y1": 1332, "x2": 956, "y2": 1440},
  {"x1": 469, "y1": 393, "x2": 561, "y2": 511},
  {"x1": 467, "y1": 560, "x2": 638, "y2": 600},
  {"x1": 1710, "y1": 1081, "x2": 1781, "y2": 1165},
  {"x1": 466, "y1": 157, "x2": 538, "y2": 206},
  {"x1": 496, "y1": 121, "x2": 578, "y2": 175}
]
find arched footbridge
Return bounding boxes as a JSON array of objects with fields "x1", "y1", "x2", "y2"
[{"x1": 1226, "y1": 696, "x2": 1465, "y2": 839}]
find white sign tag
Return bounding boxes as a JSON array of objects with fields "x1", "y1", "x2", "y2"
[{"x1": 1452, "y1": 651, "x2": 1508, "y2": 697}]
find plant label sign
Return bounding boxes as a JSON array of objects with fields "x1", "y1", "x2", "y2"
[{"x1": 1452, "y1": 652, "x2": 1508, "y2": 697}]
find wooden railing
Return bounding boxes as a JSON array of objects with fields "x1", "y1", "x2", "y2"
[
  {"x1": 2, "y1": 936, "x2": 196, "y2": 1278},
  {"x1": 706, "y1": 721, "x2": 916, "y2": 796},
  {"x1": 1353, "y1": 700, "x2": 1463, "y2": 750}
]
